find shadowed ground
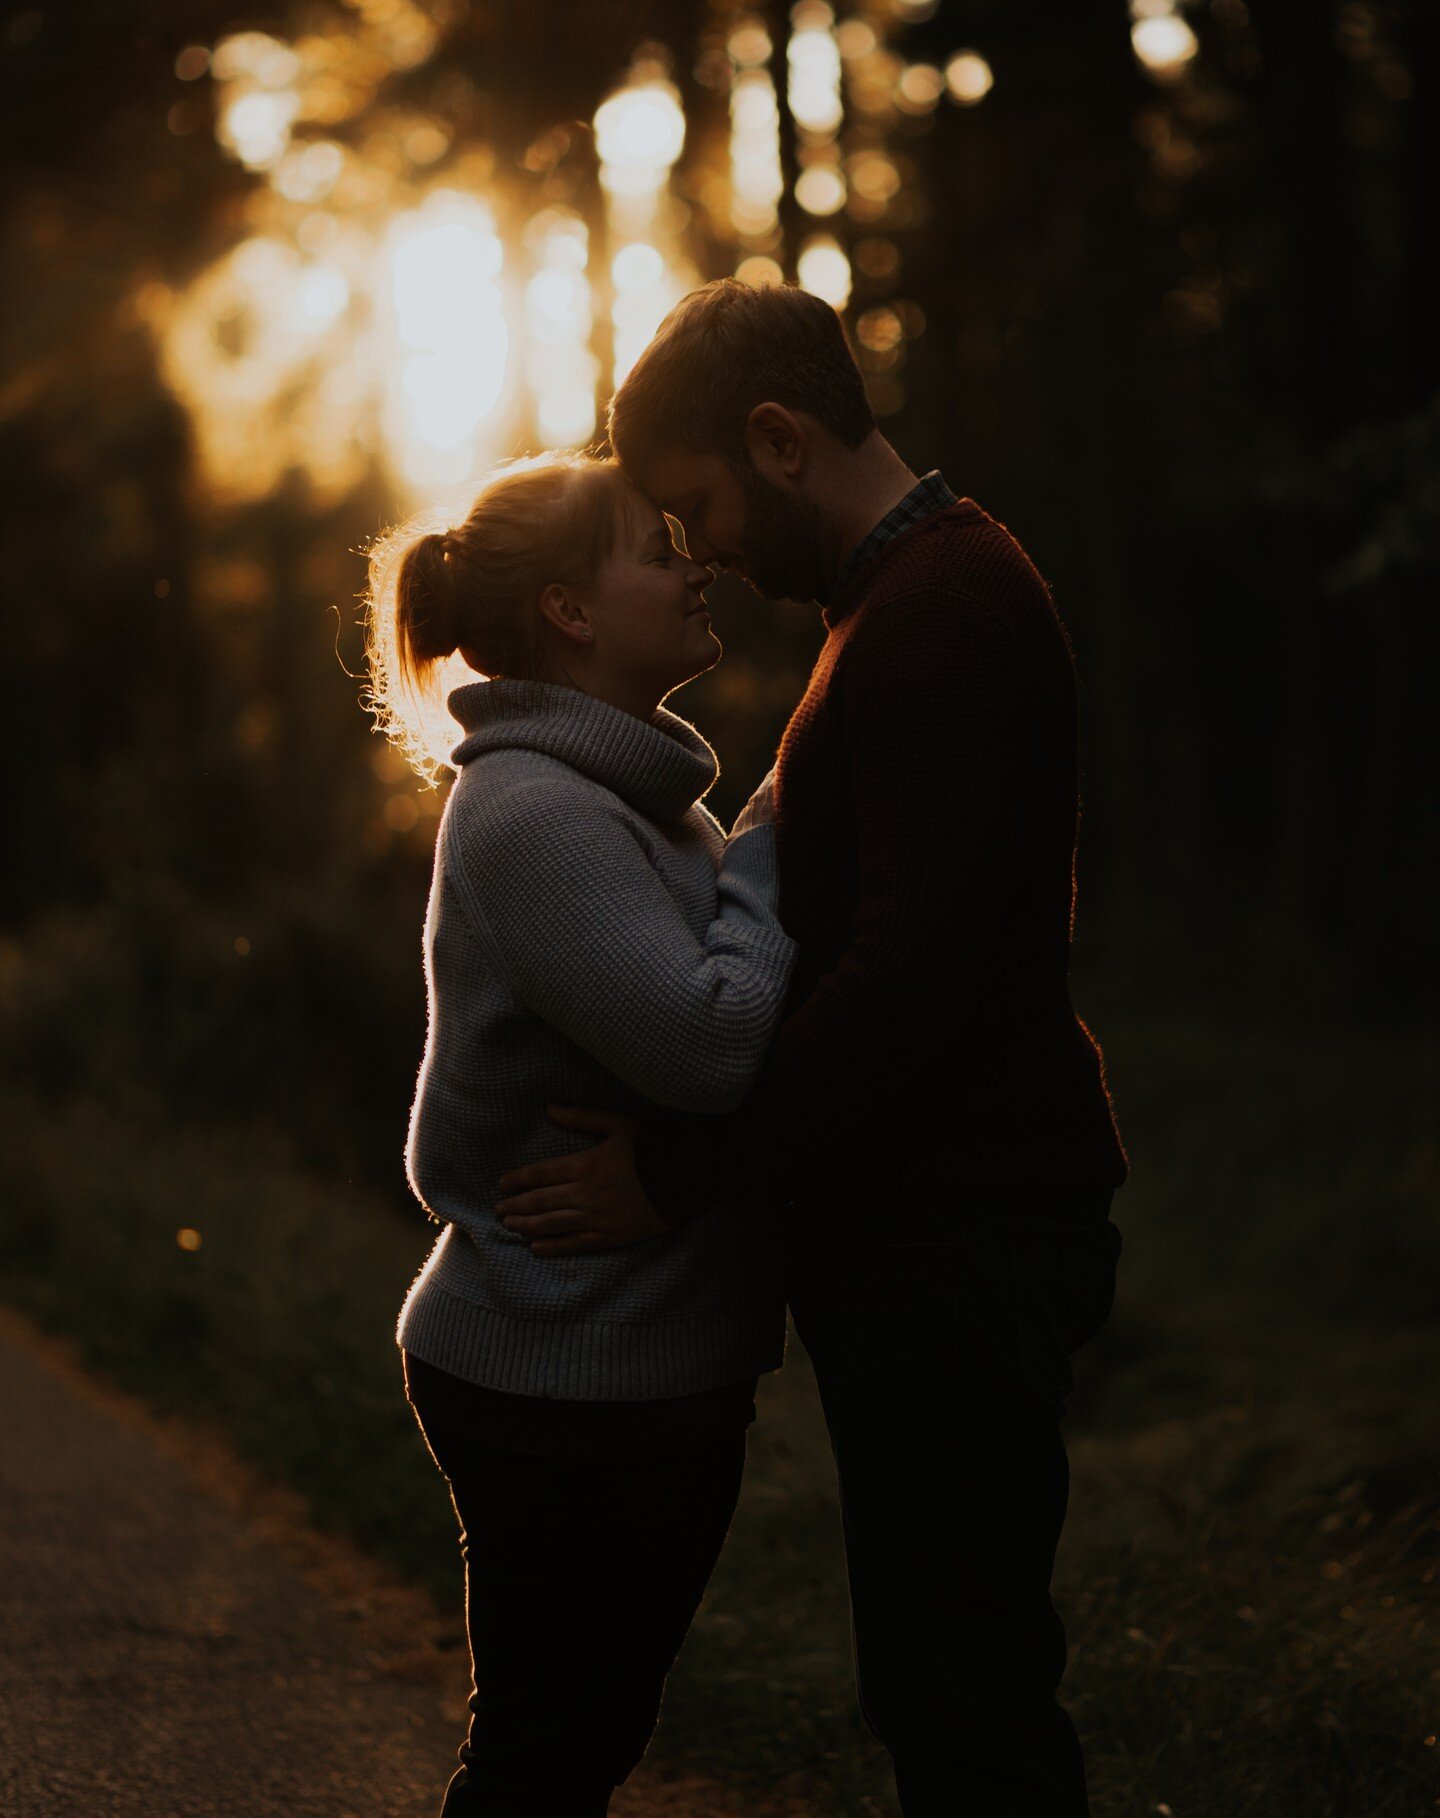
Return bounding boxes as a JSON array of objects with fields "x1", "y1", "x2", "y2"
[
  {"x1": 2, "y1": 1014, "x2": 1437, "y2": 1814},
  {"x1": 0, "y1": 1311, "x2": 772, "y2": 1818}
]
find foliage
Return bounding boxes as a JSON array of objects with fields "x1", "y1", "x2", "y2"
[{"x1": 1, "y1": 1009, "x2": 1436, "y2": 1816}]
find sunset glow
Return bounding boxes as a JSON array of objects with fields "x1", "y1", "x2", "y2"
[
  {"x1": 212, "y1": 31, "x2": 301, "y2": 170},
  {"x1": 795, "y1": 163, "x2": 847, "y2": 217},
  {"x1": 384, "y1": 194, "x2": 510, "y2": 493},
  {"x1": 149, "y1": 7, "x2": 932, "y2": 505},
  {"x1": 1131, "y1": 12, "x2": 1200, "y2": 77},
  {"x1": 729, "y1": 61, "x2": 784, "y2": 241},
  {"x1": 594, "y1": 77, "x2": 687, "y2": 231},
  {"x1": 944, "y1": 51, "x2": 995, "y2": 106},
  {"x1": 156, "y1": 232, "x2": 364, "y2": 504},
  {"x1": 798, "y1": 234, "x2": 852, "y2": 309},
  {"x1": 1129, "y1": 0, "x2": 1200, "y2": 78},
  {"x1": 524, "y1": 210, "x2": 598, "y2": 449},
  {"x1": 788, "y1": 5, "x2": 844, "y2": 137},
  {"x1": 595, "y1": 73, "x2": 693, "y2": 386}
]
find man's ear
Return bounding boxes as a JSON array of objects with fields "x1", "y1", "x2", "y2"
[
  {"x1": 744, "y1": 403, "x2": 807, "y2": 482},
  {"x1": 536, "y1": 582, "x2": 594, "y2": 646}
]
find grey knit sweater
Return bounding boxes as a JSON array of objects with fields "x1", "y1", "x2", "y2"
[{"x1": 396, "y1": 679, "x2": 796, "y2": 1400}]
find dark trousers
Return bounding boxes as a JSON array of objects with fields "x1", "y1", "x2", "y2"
[
  {"x1": 789, "y1": 1207, "x2": 1122, "y2": 1818},
  {"x1": 403, "y1": 1355, "x2": 749, "y2": 1818}
]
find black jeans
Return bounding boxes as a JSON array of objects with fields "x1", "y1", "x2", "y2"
[
  {"x1": 402, "y1": 1354, "x2": 751, "y2": 1818},
  {"x1": 789, "y1": 1205, "x2": 1122, "y2": 1818}
]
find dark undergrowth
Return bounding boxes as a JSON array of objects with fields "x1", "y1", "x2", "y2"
[{"x1": 1, "y1": 1008, "x2": 1436, "y2": 1816}]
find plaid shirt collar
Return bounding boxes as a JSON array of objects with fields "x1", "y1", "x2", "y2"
[{"x1": 828, "y1": 470, "x2": 958, "y2": 608}]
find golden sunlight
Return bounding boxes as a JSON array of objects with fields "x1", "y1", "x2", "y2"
[
  {"x1": 795, "y1": 163, "x2": 847, "y2": 217},
  {"x1": 524, "y1": 210, "x2": 598, "y2": 450},
  {"x1": 944, "y1": 51, "x2": 994, "y2": 107},
  {"x1": 728, "y1": 33, "x2": 784, "y2": 245},
  {"x1": 895, "y1": 63, "x2": 945, "y2": 116},
  {"x1": 788, "y1": 4, "x2": 844, "y2": 138},
  {"x1": 597, "y1": 72, "x2": 694, "y2": 386},
  {"x1": 212, "y1": 31, "x2": 302, "y2": 170},
  {"x1": 156, "y1": 233, "x2": 363, "y2": 504},
  {"x1": 146, "y1": 8, "x2": 929, "y2": 508},
  {"x1": 594, "y1": 77, "x2": 687, "y2": 231},
  {"x1": 1130, "y1": 2, "x2": 1200, "y2": 78},
  {"x1": 798, "y1": 234, "x2": 852, "y2": 309},
  {"x1": 736, "y1": 255, "x2": 785, "y2": 287},
  {"x1": 383, "y1": 192, "x2": 510, "y2": 494}
]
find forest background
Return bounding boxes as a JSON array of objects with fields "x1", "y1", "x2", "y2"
[{"x1": 1, "y1": 2, "x2": 1436, "y2": 1813}]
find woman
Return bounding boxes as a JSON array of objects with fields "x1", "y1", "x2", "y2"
[{"x1": 363, "y1": 449, "x2": 795, "y2": 1816}]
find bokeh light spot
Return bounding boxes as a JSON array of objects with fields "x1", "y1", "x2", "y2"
[
  {"x1": 796, "y1": 164, "x2": 847, "y2": 216},
  {"x1": 798, "y1": 235, "x2": 852, "y2": 309},
  {"x1": 856, "y1": 306, "x2": 904, "y2": 353},
  {"x1": 945, "y1": 51, "x2": 994, "y2": 105},
  {"x1": 385, "y1": 793, "x2": 421, "y2": 831},
  {"x1": 1131, "y1": 12, "x2": 1200, "y2": 77},
  {"x1": 896, "y1": 63, "x2": 945, "y2": 114},
  {"x1": 736, "y1": 255, "x2": 785, "y2": 286}
]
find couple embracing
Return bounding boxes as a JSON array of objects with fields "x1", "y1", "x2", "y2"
[{"x1": 364, "y1": 279, "x2": 1128, "y2": 1817}]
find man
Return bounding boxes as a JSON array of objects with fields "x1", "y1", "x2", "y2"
[{"x1": 497, "y1": 279, "x2": 1128, "y2": 1814}]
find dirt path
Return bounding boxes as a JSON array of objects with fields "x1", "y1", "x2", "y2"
[{"x1": 0, "y1": 1310, "x2": 766, "y2": 1818}]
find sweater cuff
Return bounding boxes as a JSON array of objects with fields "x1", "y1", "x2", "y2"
[{"x1": 721, "y1": 823, "x2": 780, "y2": 902}]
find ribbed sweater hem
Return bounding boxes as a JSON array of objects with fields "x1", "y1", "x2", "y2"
[{"x1": 396, "y1": 1281, "x2": 787, "y2": 1401}]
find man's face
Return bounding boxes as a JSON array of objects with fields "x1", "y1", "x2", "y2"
[{"x1": 636, "y1": 446, "x2": 837, "y2": 606}]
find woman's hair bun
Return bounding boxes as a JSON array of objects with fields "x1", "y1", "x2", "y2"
[
  {"x1": 402, "y1": 529, "x2": 462, "y2": 663},
  {"x1": 364, "y1": 450, "x2": 634, "y2": 777}
]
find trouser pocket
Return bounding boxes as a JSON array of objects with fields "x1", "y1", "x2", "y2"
[{"x1": 1007, "y1": 1215, "x2": 1123, "y2": 1407}]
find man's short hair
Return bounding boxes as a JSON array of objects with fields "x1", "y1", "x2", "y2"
[{"x1": 607, "y1": 279, "x2": 876, "y2": 476}]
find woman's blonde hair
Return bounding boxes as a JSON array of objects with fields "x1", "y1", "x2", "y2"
[{"x1": 363, "y1": 450, "x2": 643, "y2": 777}]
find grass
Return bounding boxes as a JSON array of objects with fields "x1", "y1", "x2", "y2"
[{"x1": 1, "y1": 1008, "x2": 1437, "y2": 1816}]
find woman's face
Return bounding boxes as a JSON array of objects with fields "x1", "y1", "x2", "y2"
[{"x1": 569, "y1": 493, "x2": 721, "y2": 709}]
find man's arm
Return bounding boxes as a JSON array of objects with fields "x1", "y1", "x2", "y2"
[
  {"x1": 634, "y1": 581, "x2": 1046, "y2": 1222},
  {"x1": 503, "y1": 580, "x2": 1052, "y2": 1247},
  {"x1": 759, "y1": 586, "x2": 1038, "y2": 1113}
]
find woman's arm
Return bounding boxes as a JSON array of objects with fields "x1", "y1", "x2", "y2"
[{"x1": 444, "y1": 776, "x2": 794, "y2": 1115}]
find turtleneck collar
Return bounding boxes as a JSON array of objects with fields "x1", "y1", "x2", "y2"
[{"x1": 448, "y1": 679, "x2": 719, "y2": 825}]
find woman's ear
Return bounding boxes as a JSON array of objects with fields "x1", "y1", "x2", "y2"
[{"x1": 536, "y1": 582, "x2": 594, "y2": 645}]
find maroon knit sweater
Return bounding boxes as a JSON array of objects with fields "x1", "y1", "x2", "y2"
[{"x1": 637, "y1": 497, "x2": 1128, "y2": 1229}]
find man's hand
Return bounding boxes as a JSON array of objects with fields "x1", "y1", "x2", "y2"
[{"x1": 496, "y1": 1106, "x2": 669, "y2": 1257}]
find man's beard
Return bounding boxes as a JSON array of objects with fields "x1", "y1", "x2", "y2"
[{"x1": 735, "y1": 464, "x2": 837, "y2": 605}]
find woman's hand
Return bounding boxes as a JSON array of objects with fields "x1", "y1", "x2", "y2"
[{"x1": 496, "y1": 1106, "x2": 670, "y2": 1256}]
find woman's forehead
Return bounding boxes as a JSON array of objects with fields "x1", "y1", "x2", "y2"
[{"x1": 617, "y1": 483, "x2": 669, "y2": 547}]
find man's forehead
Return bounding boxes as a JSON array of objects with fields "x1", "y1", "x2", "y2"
[{"x1": 634, "y1": 447, "x2": 728, "y2": 510}]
